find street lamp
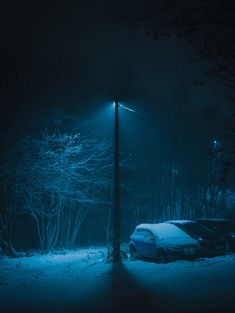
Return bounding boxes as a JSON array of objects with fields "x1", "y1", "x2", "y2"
[{"x1": 112, "y1": 99, "x2": 136, "y2": 262}]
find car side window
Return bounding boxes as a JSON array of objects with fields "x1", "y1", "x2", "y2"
[
  {"x1": 144, "y1": 230, "x2": 154, "y2": 238},
  {"x1": 135, "y1": 228, "x2": 155, "y2": 239},
  {"x1": 135, "y1": 229, "x2": 146, "y2": 237}
]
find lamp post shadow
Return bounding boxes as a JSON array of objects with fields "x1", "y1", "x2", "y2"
[{"x1": 111, "y1": 261, "x2": 160, "y2": 313}]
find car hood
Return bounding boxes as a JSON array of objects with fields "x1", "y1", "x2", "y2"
[{"x1": 159, "y1": 236, "x2": 198, "y2": 247}]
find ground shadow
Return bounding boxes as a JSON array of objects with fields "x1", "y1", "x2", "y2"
[
  {"x1": 110, "y1": 261, "x2": 164, "y2": 313},
  {"x1": 67, "y1": 261, "x2": 166, "y2": 313}
]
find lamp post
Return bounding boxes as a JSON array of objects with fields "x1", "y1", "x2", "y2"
[
  {"x1": 112, "y1": 100, "x2": 136, "y2": 262},
  {"x1": 113, "y1": 98, "x2": 121, "y2": 262}
]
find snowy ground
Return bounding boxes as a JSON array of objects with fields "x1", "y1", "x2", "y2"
[{"x1": 0, "y1": 248, "x2": 234, "y2": 313}]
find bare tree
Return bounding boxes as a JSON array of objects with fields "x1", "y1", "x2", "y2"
[
  {"x1": 0, "y1": 183, "x2": 17, "y2": 257},
  {"x1": 115, "y1": 0, "x2": 235, "y2": 87},
  {"x1": 114, "y1": 0, "x2": 235, "y2": 178},
  {"x1": 0, "y1": 111, "x2": 112, "y2": 254}
]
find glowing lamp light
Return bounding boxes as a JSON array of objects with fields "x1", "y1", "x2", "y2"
[{"x1": 112, "y1": 102, "x2": 136, "y2": 113}]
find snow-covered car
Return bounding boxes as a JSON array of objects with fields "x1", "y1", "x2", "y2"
[
  {"x1": 129, "y1": 223, "x2": 199, "y2": 263},
  {"x1": 166, "y1": 220, "x2": 227, "y2": 256},
  {"x1": 195, "y1": 218, "x2": 235, "y2": 251}
]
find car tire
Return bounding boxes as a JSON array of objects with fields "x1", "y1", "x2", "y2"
[
  {"x1": 156, "y1": 249, "x2": 168, "y2": 263},
  {"x1": 129, "y1": 245, "x2": 137, "y2": 260}
]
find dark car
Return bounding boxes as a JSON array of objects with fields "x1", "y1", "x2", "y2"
[
  {"x1": 129, "y1": 223, "x2": 199, "y2": 263},
  {"x1": 195, "y1": 218, "x2": 235, "y2": 251},
  {"x1": 166, "y1": 220, "x2": 227, "y2": 257}
]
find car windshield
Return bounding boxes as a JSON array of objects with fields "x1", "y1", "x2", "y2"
[{"x1": 175, "y1": 222, "x2": 208, "y2": 237}]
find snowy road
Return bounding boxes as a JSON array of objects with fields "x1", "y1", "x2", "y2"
[{"x1": 0, "y1": 248, "x2": 234, "y2": 313}]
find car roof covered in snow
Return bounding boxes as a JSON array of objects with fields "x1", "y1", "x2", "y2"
[
  {"x1": 136, "y1": 223, "x2": 192, "y2": 239},
  {"x1": 195, "y1": 218, "x2": 232, "y2": 222},
  {"x1": 166, "y1": 220, "x2": 197, "y2": 224}
]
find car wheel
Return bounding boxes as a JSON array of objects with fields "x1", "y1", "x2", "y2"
[
  {"x1": 157, "y1": 249, "x2": 168, "y2": 263},
  {"x1": 129, "y1": 245, "x2": 137, "y2": 260}
]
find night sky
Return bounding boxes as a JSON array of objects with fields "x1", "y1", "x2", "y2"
[{"x1": 1, "y1": 0, "x2": 229, "y2": 135}]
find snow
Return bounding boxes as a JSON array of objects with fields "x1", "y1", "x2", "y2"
[
  {"x1": 166, "y1": 219, "x2": 195, "y2": 224},
  {"x1": 137, "y1": 222, "x2": 195, "y2": 240},
  {"x1": 0, "y1": 248, "x2": 234, "y2": 313},
  {"x1": 196, "y1": 218, "x2": 232, "y2": 222}
]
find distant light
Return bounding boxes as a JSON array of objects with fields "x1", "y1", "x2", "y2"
[{"x1": 214, "y1": 140, "x2": 217, "y2": 145}]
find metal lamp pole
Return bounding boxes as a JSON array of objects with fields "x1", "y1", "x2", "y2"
[{"x1": 113, "y1": 98, "x2": 121, "y2": 262}]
